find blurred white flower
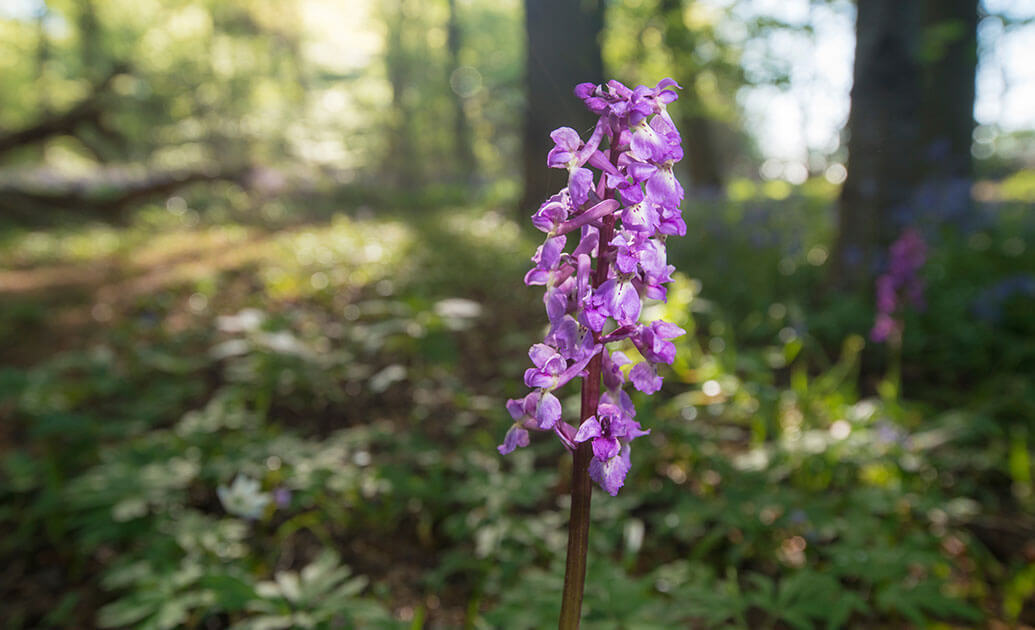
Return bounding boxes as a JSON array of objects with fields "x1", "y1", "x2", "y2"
[{"x1": 217, "y1": 474, "x2": 271, "y2": 520}]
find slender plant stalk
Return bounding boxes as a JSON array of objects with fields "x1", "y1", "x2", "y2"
[
  {"x1": 888, "y1": 334, "x2": 902, "y2": 400},
  {"x1": 557, "y1": 392, "x2": 597, "y2": 628},
  {"x1": 559, "y1": 205, "x2": 617, "y2": 629}
]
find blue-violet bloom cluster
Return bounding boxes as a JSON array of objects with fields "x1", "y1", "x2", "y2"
[
  {"x1": 500, "y1": 79, "x2": 687, "y2": 496},
  {"x1": 871, "y1": 228, "x2": 927, "y2": 343}
]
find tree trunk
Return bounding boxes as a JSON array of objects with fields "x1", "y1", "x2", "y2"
[
  {"x1": 447, "y1": 0, "x2": 476, "y2": 179},
  {"x1": 383, "y1": 0, "x2": 421, "y2": 189},
  {"x1": 659, "y1": 0, "x2": 723, "y2": 192},
  {"x1": 919, "y1": 0, "x2": 978, "y2": 181},
  {"x1": 520, "y1": 0, "x2": 604, "y2": 216},
  {"x1": 834, "y1": 1, "x2": 924, "y2": 293},
  {"x1": 76, "y1": 0, "x2": 103, "y2": 80}
]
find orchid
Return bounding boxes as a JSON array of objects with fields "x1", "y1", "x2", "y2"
[
  {"x1": 508, "y1": 79, "x2": 688, "y2": 628},
  {"x1": 501, "y1": 77, "x2": 686, "y2": 497},
  {"x1": 870, "y1": 228, "x2": 927, "y2": 343}
]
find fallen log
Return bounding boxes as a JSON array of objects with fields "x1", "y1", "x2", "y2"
[
  {"x1": 0, "y1": 166, "x2": 249, "y2": 220},
  {"x1": 0, "y1": 65, "x2": 127, "y2": 159}
]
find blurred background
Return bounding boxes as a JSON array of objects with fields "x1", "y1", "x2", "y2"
[{"x1": 1, "y1": 0, "x2": 1034, "y2": 628}]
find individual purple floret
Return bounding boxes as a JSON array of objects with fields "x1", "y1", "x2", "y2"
[
  {"x1": 500, "y1": 79, "x2": 686, "y2": 495},
  {"x1": 870, "y1": 228, "x2": 927, "y2": 343}
]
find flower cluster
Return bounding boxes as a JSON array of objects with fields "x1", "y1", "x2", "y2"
[
  {"x1": 871, "y1": 228, "x2": 927, "y2": 343},
  {"x1": 500, "y1": 79, "x2": 686, "y2": 496}
]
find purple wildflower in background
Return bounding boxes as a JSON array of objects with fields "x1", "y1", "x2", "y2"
[
  {"x1": 871, "y1": 228, "x2": 927, "y2": 343},
  {"x1": 500, "y1": 78, "x2": 686, "y2": 496},
  {"x1": 273, "y1": 486, "x2": 292, "y2": 509}
]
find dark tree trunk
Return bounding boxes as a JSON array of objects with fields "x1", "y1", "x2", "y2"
[
  {"x1": 447, "y1": 0, "x2": 476, "y2": 179},
  {"x1": 35, "y1": 7, "x2": 50, "y2": 116},
  {"x1": 834, "y1": 1, "x2": 924, "y2": 292},
  {"x1": 659, "y1": 0, "x2": 723, "y2": 192},
  {"x1": 76, "y1": 0, "x2": 102, "y2": 79},
  {"x1": 383, "y1": 1, "x2": 421, "y2": 189},
  {"x1": 521, "y1": 0, "x2": 604, "y2": 216},
  {"x1": 919, "y1": 0, "x2": 979, "y2": 181}
]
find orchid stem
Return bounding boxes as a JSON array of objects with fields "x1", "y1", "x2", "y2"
[
  {"x1": 559, "y1": 205, "x2": 617, "y2": 629},
  {"x1": 559, "y1": 349, "x2": 601, "y2": 629},
  {"x1": 558, "y1": 430, "x2": 595, "y2": 629}
]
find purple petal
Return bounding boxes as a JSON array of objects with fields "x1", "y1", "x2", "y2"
[
  {"x1": 547, "y1": 147, "x2": 574, "y2": 169},
  {"x1": 657, "y1": 90, "x2": 679, "y2": 105},
  {"x1": 631, "y1": 123, "x2": 668, "y2": 162},
  {"x1": 625, "y1": 159, "x2": 657, "y2": 184},
  {"x1": 555, "y1": 199, "x2": 619, "y2": 237},
  {"x1": 613, "y1": 282, "x2": 642, "y2": 324},
  {"x1": 650, "y1": 112, "x2": 679, "y2": 137},
  {"x1": 655, "y1": 77, "x2": 681, "y2": 91},
  {"x1": 653, "y1": 321, "x2": 686, "y2": 339},
  {"x1": 554, "y1": 344, "x2": 602, "y2": 389},
  {"x1": 524, "y1": 268, "x2": 549, "y2": 286},
  {"x1": 498, "y1": 425, "x2": 530, "y2": 455},
  {"x1": 587, "y1": 150, "x2": 620, "y2": 175},
  {"x1": 538, "y1": 235, "x2": 566, "y2": 269},
  {"x1": 606, "y1": 80, "x2": 632, "y2": 98},
  {"x1": 646, "y1": 167, "x2": 683, "y2": 209},
  {"x1": 550, "y1": 127, "x2": 582, "y2": 151},
  {"x1": 574, "y1": 416, "x2": 602, "y2": 442},
  {"x1": 658, "y1": 205, "x2": 686, "y2": 236},
  {"x1": 654, "y1": 339, "x2": 677, "y2": 365},
  {"x1": 592, "y1": 436, "x2": 621, "y2": 461},
  {"x1": 618, "y1": 182, "x2": 644, "y2": 206},
  {"x1": 621, "y1": 201, "x2": 657, "y2": 232},
  {"x1": 574, "y1": 83, "x2": 596, "y2": 99},
  {"x1": 529, "y1": 343, "x2": 557, "y2": 368},
  {"x1": 601, "y1": 349, "x2": 627, "y2": 391},
  {"x1": 545, "y1": 289, "x2": 568, "y2": 323},
  {"x1": 544, "y1": 354, "x2": 567, "y2": 376},
  {"x1": 576, "y1": 254, "x2": 592, "y2": 305},
  {"x1": 568, "y1": 167, "x2": 593, "y2": 207},
  {"x1": 588, "y1": 445, "x2": 631, "y2": 496},
  {"x1": 573, "y1": 229, "x2": 599, "y2": 258},
  {"x1": 630, "y1": 362, "x2": 662, "y2": 394},
  {"x1": 545, "y1": 316, "x2": 580, "y2": 359},
  {"x1": 580, "y1": 305, "x2": 607, "y2": 332},
  {"x1": 507, "y1": 391, "x2": 540, "y2": 422},
  {"x1": 644, "y1": 283, "x2": 667, "y2": 301},
  {"x1": 637, "y1": 239, "x2": 668, "y2": 277},
  {"x1": 506, "y1": 398, "x2": 527, "y2": 421},
  {"x1": 583, "y1": 96, "x2": 609, "y2": 114},
  {"x1": 524, "y1": 368, "x2": 554, "y2": 389},
  {"x1": 615, "y1": 248, "x2": 638, "y2": 275},
  {"x1": 554, "y1": 421, "x2": 578, "y2": 450},
  {"x1": 575, "y1": 119, "x2": 607, "y2": 165},
  {"x1": 536, "y1": 392, "x2": 562, "y2": 429}
]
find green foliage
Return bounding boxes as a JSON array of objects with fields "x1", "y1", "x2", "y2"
[{"x1": 1, "y1": 187, "x2": 1033, "y2": 627}]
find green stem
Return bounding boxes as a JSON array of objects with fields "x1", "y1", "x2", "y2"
[{"x1": 886, "y1": 332, "x2": 902, "y2": 401}]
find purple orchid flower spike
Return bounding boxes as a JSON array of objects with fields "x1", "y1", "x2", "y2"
[
  {"x1": 870, "y1": 228, "x2": 927, "y2": 344},
  {"x1": 500, "y1": 77, "x2": 685, "y2": 497},
  {"x1": 514, "y1": 79, "x2": 688, "y2": 628}
]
